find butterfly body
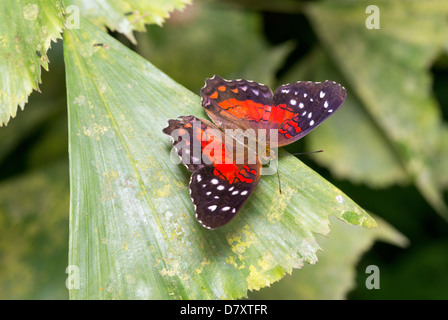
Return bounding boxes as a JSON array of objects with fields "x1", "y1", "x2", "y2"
[{"x1": 163, "y1": 76, "x2": 346, "y2": 229}]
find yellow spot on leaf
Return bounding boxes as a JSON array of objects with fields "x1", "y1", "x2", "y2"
[
  {"x1": 267, "y1": 184, "x2": 293, "y2": 222},
  {"x1": 83, "y1": 123, "x2": 109, "y2": 140},
  {"x1": 226, "y1": 224, "x2": 257, "y2": 255},
  {"x1": 194, "y1": 258, "x2": 210, "y2": 274},
  {"x1": 246, "y1": 265, "x2": 270, "y2": 291}
]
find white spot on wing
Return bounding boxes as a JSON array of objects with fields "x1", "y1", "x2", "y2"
[
  {"x1": 290, "y1": 99, "x2": 297, "y2": 105},
  {"x1": 217, "y1": 185, "x2": 225, "y2": 190},
  {"x1": 240, "y1": 190, "x2": 248, "y2": 196},
  {"x1": 211, "y1": 179, "x2": 219, "y2": 185},
  {"x1": 208, "y1": 205, "x2": 217, "y2": 211},
  {"x1": 320, "y1": 90, "x2": 326, "y2": 98}
]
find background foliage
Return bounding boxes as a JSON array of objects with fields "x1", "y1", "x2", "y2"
[{"x1": 1, "y1": 0, "x2": 447, "y2": 299}]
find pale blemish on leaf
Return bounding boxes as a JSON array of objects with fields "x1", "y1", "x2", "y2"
[
  {"x1": 169, "y1": 224, "x2": 184, "y2": 240},
  {"x1": 225, "y1": 255, "x2": 245, "y2": 270},
  {"x1": 154, "y1": 184, "x2": 172, "y2": 198},
  {"x1": 74, "y1": 95, "x2": 87, "y2": 106},
  {"x1": 100, "y1": 169, "x2": 119, "y2": 203},
  {"x1": 23, "y1": 4, "x2": 39, "y2": 21},
  {"x1": 104, "y1": 169, "x2": 119, "y2": 184},
  {"x1": 246, "y1": 265, "x2": 270, "y2": 291},
  {"x1": 79, "y1": 41, "x2": 96, "y2": 58},
  {"x1": 194, "y1": 258, "x2": 211, "y2": 274},
  {"x1": 257, "y1": 252, "x2": 275, "y2": 271},
  {"x1": 226, "y1": 224, "x2": 257, "y2": 255},
  {"x1": 82, "y1": 123, "x2": 109, "y2": 140},
  {"x1": 267, "y1": 184, "x2": 293, "y2": 222},
  {"x1": 159, "y1": 268, "x2": 177, "y2": 277},
  {"x1": 158, "y1": 259, "x2": 188, "y2": 280}
]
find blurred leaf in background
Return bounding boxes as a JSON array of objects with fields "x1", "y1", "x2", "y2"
[
  {"x1": 305, "y1": 0, "x2": 448, "y2": 219},
  {"x1": 0, "y1": 161, "x2": 69, "y2": 299},
  {"x1": 68, "y1": 0, "x2": 192, "y2": 44},
  {"x1": 137, "y1": 3, "x2": 292, "y2": 91},
  {"x1": 249, "y1": 216, "x2": 408, "y2": 300}
]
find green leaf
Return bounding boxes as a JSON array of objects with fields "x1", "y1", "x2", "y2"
[
  {"x1": 68, "y1": 0, "x2": 192, "y2": 44},
  {"x1": 249, "y1": 215, "x2": 408, "y2": 299},
  {"x1": 0, "y1": 0, "x2": 64, "y2": 126},
  {"x1": 0, "y1": 161, "x2": 69, "y2": 299},
  {"x1": 65, "y1": 18, "x2": 375, "y2": 299},
  {"x1": 305, "y1": 0, "x2": 448, "y2": 218}
]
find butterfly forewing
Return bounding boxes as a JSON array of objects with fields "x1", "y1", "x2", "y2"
[
  {"x1": 201, "y1": 75, "x2": 273, "y2": 133},
  {"x1": 269, "y1": 80, "x2": 346, "y2": 147},
  {"x1": 163, "y1": 115, "x2": 219, "y2": 171}
]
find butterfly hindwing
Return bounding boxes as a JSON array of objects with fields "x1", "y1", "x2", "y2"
[
  {"x1": 269, "y1": 80, "x2": 346, "y2": 147},
  {"x1": 190, "y1": 162, "x2": 261, "y2": 229}
]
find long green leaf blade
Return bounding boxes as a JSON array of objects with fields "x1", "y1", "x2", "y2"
[{"x1": 65, "y1": 19, "x2": 375, "y2": 299}]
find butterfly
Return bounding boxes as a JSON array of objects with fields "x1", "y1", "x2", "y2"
[{"x1": 163, "y1": 75, "x2": 346, "y2": 229}]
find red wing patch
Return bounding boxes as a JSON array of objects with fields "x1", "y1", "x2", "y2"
[
  {"x1": 162, "y1": 115, "x2": 237, "y2": 174},
  {"x1": 163, "y1": 115, "x2": 262, "y2": 229},
  {"x1": 201, "y1": 76, "x2": 273, "y2": 133}
]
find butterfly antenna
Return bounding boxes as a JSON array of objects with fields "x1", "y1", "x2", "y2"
[{"x1": 275, "y1": 159, "x2": 282, "y2": 194}]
